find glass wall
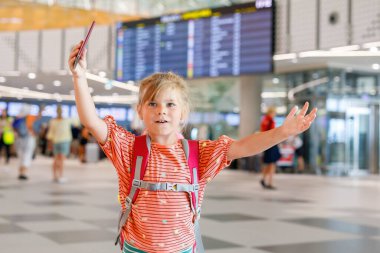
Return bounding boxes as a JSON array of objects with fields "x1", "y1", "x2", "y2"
[{"x1": 262, "y1": 68, "x2": 380, "y2": 175}]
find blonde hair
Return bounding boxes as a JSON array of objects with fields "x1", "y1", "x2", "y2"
[{"x1": 137, "y1": 72, "x2": 190, "y2": 120}]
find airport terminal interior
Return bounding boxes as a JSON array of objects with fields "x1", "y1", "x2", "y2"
[{"x1": 0, "y1": 0, "x2": 380, "y2": 252}]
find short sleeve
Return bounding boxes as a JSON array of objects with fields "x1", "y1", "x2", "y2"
[
  {"x1": 99, "y1": 115, "x2": 135, "y2": 177},
  {"x1": 198, "y1": 135, "x2": 234, "y2": 184}
]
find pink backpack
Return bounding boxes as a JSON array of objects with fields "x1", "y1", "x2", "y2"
[{"x1": 115, "y1": 135, "x2": 204, "y2": 253}]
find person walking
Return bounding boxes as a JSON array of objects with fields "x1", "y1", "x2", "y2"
[
  {"x1": 260, "y1": 107, "x2": 281, "y2": 190},
  {"x1": 0, "y1": 109, "x2": 14, "y2": 165},
  {"x1": 47, "y1": 105, "x2": 72, "y2": 183},
  {"x1": 13, "y1": 104, "x2": 44, "y2": 180}
]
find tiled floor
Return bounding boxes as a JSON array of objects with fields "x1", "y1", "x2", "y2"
[{"x1": 0, "y1": 156, "x2": 380, "y2": 253}]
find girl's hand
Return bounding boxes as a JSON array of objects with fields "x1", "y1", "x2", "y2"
[
  {"x1": 68, "y1": 41, "x2": 87, "y2": 78},
  {"x1": 281, "y1": 102, "x2": 317, "y2": 137}
]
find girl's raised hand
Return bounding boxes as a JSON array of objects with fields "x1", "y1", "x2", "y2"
[
  {"x1": 68, "y1": 41, "x2": 87, "y2": 78},
  {"x1": 281, "y1": 102, "x2": 317, "y2": 137}
]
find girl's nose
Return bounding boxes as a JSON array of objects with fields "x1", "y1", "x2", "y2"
[{"x1": 157, "y1": 105, "x2": 167, "y2": 115}]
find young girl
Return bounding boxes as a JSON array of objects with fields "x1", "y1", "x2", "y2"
[{"x1": 69, "y1": 41, "x2": 317, "y2": 253}]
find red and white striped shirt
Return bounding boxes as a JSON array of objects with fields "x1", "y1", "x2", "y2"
[{"x1": 100, "y1": 116, "x2": 233, "y2": 253}]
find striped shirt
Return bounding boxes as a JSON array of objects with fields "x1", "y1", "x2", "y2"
[{"x1": 100, "y1": 116, "x2": 233, "y2": 253}]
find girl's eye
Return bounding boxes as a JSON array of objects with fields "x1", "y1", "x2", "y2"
[
  {"x1": 168, "y1": 103, "x2": 176, "y2": 107},
  {"x1": 148, "y1": 102, "x2": 156, "y2": 107}
]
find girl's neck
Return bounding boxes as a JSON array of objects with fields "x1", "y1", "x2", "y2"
[{"x1": 148, "y1": 133, "x2": 178, "y2": 146}]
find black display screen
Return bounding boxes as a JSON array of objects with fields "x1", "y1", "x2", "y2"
[{"x1": 115, "y1": 0, "x2": 274, "y2": 81}]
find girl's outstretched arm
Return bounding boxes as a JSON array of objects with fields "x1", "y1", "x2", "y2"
[
  {"x1": 68, "y1": 41, "x2": 108, "y2": 144},
  {"x1": 227, "y1": 102, "x2": 317, "y2": 161}
]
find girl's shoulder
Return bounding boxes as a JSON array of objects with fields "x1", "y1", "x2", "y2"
[{"x1": 198, "y1": 135, "x2": 233, "y2": 150}]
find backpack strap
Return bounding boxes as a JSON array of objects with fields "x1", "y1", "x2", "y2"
[
  {"x1": 181, "y1": 139, "x2": 204, "y2": 253},
  {"x1": 116, "y1": 137, "x2": 204, "y2": 253},
  {"x1": 115, "y1": 135, "x2": 150, "y2": 247}
]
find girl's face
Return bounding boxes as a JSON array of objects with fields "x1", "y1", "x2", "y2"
[{"x1": 139, "y1": 88, "x2": 183, "y2": 144}]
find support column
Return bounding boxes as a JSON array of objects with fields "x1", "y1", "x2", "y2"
[
  {"x1": 238, "y1": 75, "x2": 263, "y2": 171},
  {"x1": 369, "y1": 104, "x2": 379, "y2": 174},
  {"x1": 239, "y1": 75, "x2": 263, "y2": 138}
]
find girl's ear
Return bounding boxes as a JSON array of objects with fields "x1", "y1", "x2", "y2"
[{"x1": 180, "y1": 110, "x2": 188, "y2": 123}]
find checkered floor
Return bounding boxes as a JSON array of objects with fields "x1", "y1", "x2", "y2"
[{"x1": 0, "y1": 156, "x2": 380, "y2": 253}]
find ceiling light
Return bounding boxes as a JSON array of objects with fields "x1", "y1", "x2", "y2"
[
  {"x1": 273, "y1": 53, "x2": 296, "y2": 61},
  {"x1": 362, "y1": 41, "x2": 380, "y2": 49},
  {"x1": 299, "y1": 51, "x2": 380, "y2": 57},
  {"x1": 330, "y1": 45, "x2": 360, "y2": 51},
  {"x1": 23, "y1": 87, "x2": 29, "y2": 91},
  {"x1": 53, "y1": 93, "x2": 62, "y2": 102},
  {"x1": 0, "y1": 84, "x2": 137, "y2": 105},
  {"x1": 89, "y1": 87, "x2": 94, "y2": 93},
  {"x1": 28, "y1": 73, "x2": 36, "y2": 79},
  {"x1": 36, "y1": 84, "x2": 44, "y2": 90},
  {"x1": 85, "y1": 72, "x2": 139, "y2": 93},
  {"x1": 372, "y1": 64, "x2": 380, "y2": 70},
  {"x1": 261, "y1": 92, "x2": 287, "y2": 98},
  {"x1": 272, "y1": 78, "x2": 279, "y2": 84},
  {"x1": 53, "y1": 80, "x2": 61, "y2": 86},
  {"x1": 369, "y1": 47, "x2": 378, "y2": 52},
  {"x1": 105, "y1": 83, "x2": 112, "y2": 90},
  {"x1": 0, "y1": 77, "x2": 6, "y2": 83},
  {"x1": 98, "y1": 71, "x2": 107, "y2": 78}
]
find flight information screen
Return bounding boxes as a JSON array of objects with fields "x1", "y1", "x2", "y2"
[{"x1": 115, "y1": 0, "x2": 274, "y2": 81}]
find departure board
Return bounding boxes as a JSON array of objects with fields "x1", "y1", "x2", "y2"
[{"x1": 115, "y1": 0, "x2": 274, "y2": 81}]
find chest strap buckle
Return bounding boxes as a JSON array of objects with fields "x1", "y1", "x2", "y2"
[{"x1": 165, "y1": 183, "x2": 178, "y2": 191}]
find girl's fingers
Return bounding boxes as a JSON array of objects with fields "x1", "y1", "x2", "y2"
[
  {"x1": 69, "y1": 48, "x2": 78, "y2": 56},
  {"x1": 286, "y1": 105, "x2": 298, "y2": 120},
  {"x1": 299, "y1": 102, "x2": 309, "y2": 117},
  {"x1": 69, "y1": 41, "x2": 83, "y2": 57},
  {"x1": 304, "y1": 108, "x2": 318, "y2": 123},
  {"x1": 81, "y1": 48, "x2": 87, "y2": 59},
  {"x1": 69, "y1": 49, "x2": 80, "y2": 59}
]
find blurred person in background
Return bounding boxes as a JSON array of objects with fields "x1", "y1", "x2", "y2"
[
  {"x1": 38, "y1": 122, "x2": 49, "y2": 156},
  {"x1": 260, "y1": 107, "x2": 281, "y2": 190},
  {"x1": 0, "y1": 109, "x2": 14, "y2": 165},
  {"x1": 78, "y1": 125, "x2": 89, "y2": 163},
  {"x1": 47, "y1": 105, "x2": 72, "y2": 183},
  {"x1": 291, "y1": 134, "x2": 305, "y2": 173},
  {"x1": 70, "y1": 123, "x2": 81, "y2": 158},
  {"x1": 13, "y1": 104, "x2": 44, "y2": 180}
]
